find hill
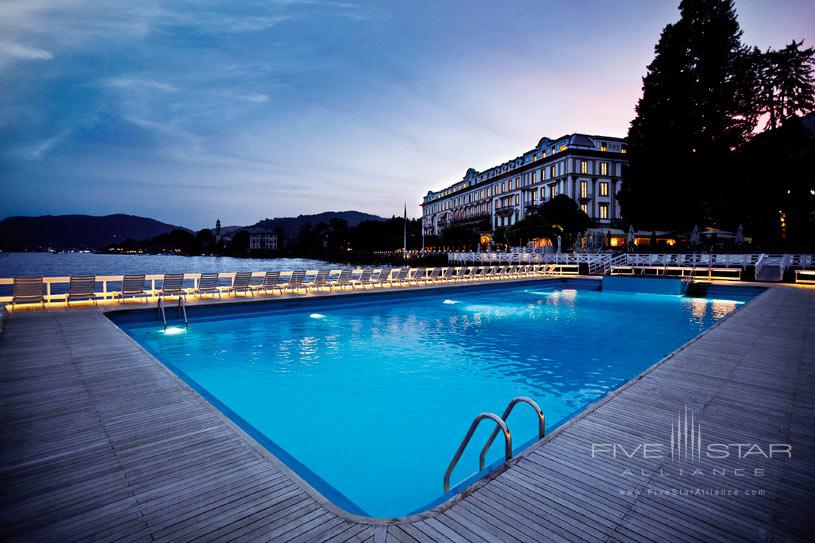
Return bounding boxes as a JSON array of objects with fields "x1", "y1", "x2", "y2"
[
  {"x1": 251, "y1": 211, "x2": 385, "y2": 238},
  {"x1": 0, "y1": 214, "x2": 186, "y2": 251}
]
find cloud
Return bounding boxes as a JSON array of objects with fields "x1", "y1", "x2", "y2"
[
  {"x1": 244, "y1": 93, "x2": 269, "y2": 103},
  {"x1": 0, "y1": 41, "x2": 53, "y2": 63},
  {"x1": 104, "y1": 76, "x2": 176, "y2": 93}
]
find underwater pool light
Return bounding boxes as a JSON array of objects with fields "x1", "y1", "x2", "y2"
[
  {"x1": 309, "y1": 313, "x2": 326, "y2": 319},
  {"x1": 163, "y1": 326, "x2": 187, "y2": 335}
]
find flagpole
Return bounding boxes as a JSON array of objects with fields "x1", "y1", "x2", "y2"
[{"x1": 403, "y1": 202, "x2": 407, "y2": 254}]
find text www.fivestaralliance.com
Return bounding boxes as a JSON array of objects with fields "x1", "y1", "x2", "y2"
[{"x1": 619, "y1": 488, "x2": 766, "y2": 497}]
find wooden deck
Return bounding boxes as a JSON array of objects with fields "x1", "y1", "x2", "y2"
[{"x1": 1, "y1": 285, "x2": 813, "y2": 542}]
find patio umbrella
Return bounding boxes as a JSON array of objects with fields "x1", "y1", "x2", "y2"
[
  {"x1": 626, "y1": 225, "x2": 635, "y2": 247},
  {"x1": 557, "y1": 235, "x2": 562, "y2": 254},
  {"x1": 735, "y1": 224, "x2": 745, "y2": 246},
  {"x1": 575, "y1": 232, "x2": 582, "y2": 252}
]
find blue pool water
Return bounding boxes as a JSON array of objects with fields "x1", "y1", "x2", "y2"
[{"x1": 111, "y1": 279, "x2": 759, "y2": 518}]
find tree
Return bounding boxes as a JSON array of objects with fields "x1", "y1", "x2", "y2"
[
  {"x1": 504, "y1": 215, "x2": 555, "y2": 247},
  {"x1": 537, "y1": 195, "x2": 590, "y2": 235},
  {"x1": 620, "y1": 0, "x2": 758, "y2": 229},
  {"x1": 439, "y1": 225, "x2": 478, "y2": 250},
  {"x1": 758, "y1": 40, "x2": 815, "y2": 130}
]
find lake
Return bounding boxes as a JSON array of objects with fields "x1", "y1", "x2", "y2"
[{"x1": 0, "y1": 252, "x2": 333, "y2": 279}]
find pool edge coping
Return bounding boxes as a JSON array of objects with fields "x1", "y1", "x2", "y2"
[{"x1": 99, "y1": 278, "x2": 775, "y2": 526}]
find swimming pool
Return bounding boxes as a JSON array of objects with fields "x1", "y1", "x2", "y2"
[{"x1": 110, "y1": 278, "x2": 760, "y2": 518}]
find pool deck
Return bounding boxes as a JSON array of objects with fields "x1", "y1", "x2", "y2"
[{"x1": 1, "y1": 281, "x2": 813, "y2": 542}]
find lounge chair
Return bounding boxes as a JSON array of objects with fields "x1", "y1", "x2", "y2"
[
  {"x1": 425, "y1": 267, "x2": 441, "y2": 284},
  {"x1": 12, "y1": 277, "x2": 44, "y2": 309},
  {"x1": 371, "y1": 268, "x2": 390, "y2": 287},
  {"x1": 119, "y1": 275, "x2": 149, "y2": 304},
  {"x1": 288, "y1": 270, "x2": 306, "y2": 293},
  {"x1": 230, "y1": 272, "x2": 254, "y2": 296},
  {"x1": 258, "y1": 271, "x2": 281, "y2": 295},
  {"x1": 309, "y1": 270, "x2": 330, "y2": 293},
  {"x1": 159, "y1": 274, "x2": 186, "y2": 300},
  {"x1": 330, "y1": 269, "x2": 352, "y2": 291},
  {"x1": 67, "y1": 275, "x2": 98, "y2": 306},
  {"x1": 196, "y1": 273, "x2": 221, "y2": 299},
  {"x1": 389, "y1": 267, "x2": 410, "y2": 287},
  {"x1": 351, "y1": 268, "x2": 373, "y2": 289}
]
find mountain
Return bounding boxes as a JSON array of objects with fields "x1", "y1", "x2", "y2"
[
  {"x1": 0, "y1": 214, "x2": 186, "y2": 251},
  {"x1": 251, "y1": 211, "x2": 386, "y2": 238}
]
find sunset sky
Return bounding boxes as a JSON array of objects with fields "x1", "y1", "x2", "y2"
[{"x1": 1, "y1": 0, "x2": 813, "y2": 228}]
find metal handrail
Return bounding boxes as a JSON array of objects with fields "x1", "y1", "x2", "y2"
[
  {"x1": 178, "y1": 297, "x2": 188, "y2": 328},
  {"x1": 157, "y1": 298, "x2": 167, "y2": 329},
  {"x1": 479, "y1": 397, "x2": 545, "y2": 470},
  {"x1": 444, "y1": 413, "x2": 511, "y2": 493}
]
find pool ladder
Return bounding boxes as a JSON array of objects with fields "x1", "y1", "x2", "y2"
[
  {"x1": 444, "y1": 397, "x2": 545, "y2": 493},
  {"x1": 157, "y1": 297, "x2": 188, "y2": 329}
]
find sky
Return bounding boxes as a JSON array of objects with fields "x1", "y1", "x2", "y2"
[{"x1": 1, "y1": 0, "x2": 813, "y2": 229}]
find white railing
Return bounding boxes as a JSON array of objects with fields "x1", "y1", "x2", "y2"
[
  {"x1": 450, "y1": 252, "x2": 814, "y2": 276},
  {"x1": 0, "y1": 265, "x2": 582, "y2": 306}
]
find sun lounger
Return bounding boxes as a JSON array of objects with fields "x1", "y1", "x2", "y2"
[
  {"x1": 67, "y1": 275, "x2": 98, "y2": 306},
  {"x1": 12, "y1": 277, "x2": 44, "y2": 309},
  {"x1": 257, "y1": 271, "x2": 281, "y2": 295},
  {"x1": 351, "y1": 268, "x2": 373, "y2": 289},
  {"x1": 230, "y1": 272, "x2": 254, "y2": 296},
  {"x1": 159, "y1": 274, "x2": 186, "y2": 300},
  {"x1": 196, "y1": 273, "x2": 221, "y2": 298},
  {"x1": 331, "y1": 269, "x2": 352, "y2": 291},
  {"x1": 119, "y1": 275, "x2": 149, "y2": 304},
  {"x1": 309, "y1": 270, "x2": 330, "y2": 293},
  {"x1": 288, "y1": 270, "x2": 306, "y2": 293}
]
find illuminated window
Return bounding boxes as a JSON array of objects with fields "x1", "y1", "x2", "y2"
[
  {"x1": 531, "y1": 171, "x2": 537, "y2": 183},
  {"x1": 560, "y1": 144, "x2": 566, "y2": 152},
  {"x1": 621, "y1": 146, "x2": 627, "y2": 154},
  {"x1": 580, "y1": 160, "x2": 588, "y2": 174},
  {"x1": 515, "y1": 195, "x2": 519, "y2": 205},
  {"x1": 600, "y1": 182, "x2": 609, "y2": 196},
  {"x1": 600, "y1": 162, "x2": 609, "y2": 176},
  {"x1": 580, "y1": 204, "x2": 588, "y2": 214},
  {"x1": 514, "y1": 178, "x2": 519, "y2": 189},
  {"x1": 600, "y1": 142, "x2": 607, "y2": 152},
  {"x1": 599, "y1": 203, "x2": 609, "y2": 219},
  {"x1": 580, "y1": 181, "x2": 588, "y2": 198},
  {"x1": 550, "y1": 166, "x2": 555, "y2": 178}
]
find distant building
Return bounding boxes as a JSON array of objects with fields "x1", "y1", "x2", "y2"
[
  {"x1": 249, "y1": 230, "x2": 277, "y2": 251},
  {"x1": 421, "y1": 133, "x2": 627, "y2": 236},
  {"x1": 215, "y1": 219, "x2": 222, "y2": 244}
]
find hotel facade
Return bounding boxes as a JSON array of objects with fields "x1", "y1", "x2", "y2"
[{"x1": 421, "y1": 133, "x2": 627, "y2": 237}]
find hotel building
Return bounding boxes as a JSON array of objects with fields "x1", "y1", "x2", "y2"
[{"x1": 421, "y1": 133, "x2": 627, "y2": 237}]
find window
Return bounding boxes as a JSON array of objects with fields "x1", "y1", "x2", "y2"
[
  {"x1": 599, "y1": 203, "x2": 609, "y2": 219},
  {"x1": 515, "y1": 195, "x2": 519, "y2": 205},
  {"x1": 559, "y1": 144, "x2": 566, "y2": 152},
  {"x1": 600, "y1": 142, "x2": 607, "y2": 152},
  {"x1": 531, "y1": 171, "x2": 537, "y2": 183},
  {"x1": 600, "y1": 182, "x2": 609, "y2": 196},
  {"x1": 514, "y1": 178, "x2": 519, "y2": 189},
  {"x1": 621, "y1": 146, "x2": 627, "y2": 154},
  {"x1": 580, "y1": 160, "x2": 588, "y2": 174},
  {"x1": 600, "y1": 162, "x2": 609, "y2": 176},
  {"x1": 580, "y1": 204, "x2": 588, "y2": 214},
  {"x1": 502, "y1": 181, "x2": 506, "y2": 192},
  {"x1": 580, "y1": 180, "x2": 588, "y2": 198},
  {"x1": 550, "y1": 166, "x2": 555, "y2": 179}
]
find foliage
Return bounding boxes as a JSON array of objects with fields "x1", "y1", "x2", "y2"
[
  {"x1": 439, "y1": 224, "x2": 479, "y2": 249},
  {"x1": 620, "y1": 0, "x2": 815, "y2": 242}
]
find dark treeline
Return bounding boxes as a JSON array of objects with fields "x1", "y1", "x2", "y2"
[
  {"x1": 108, "y1": 217, "x2": 431, "y2": 263},
  {"x1": 619, "y1": 0, "x2": 814, "y2": 247}
]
